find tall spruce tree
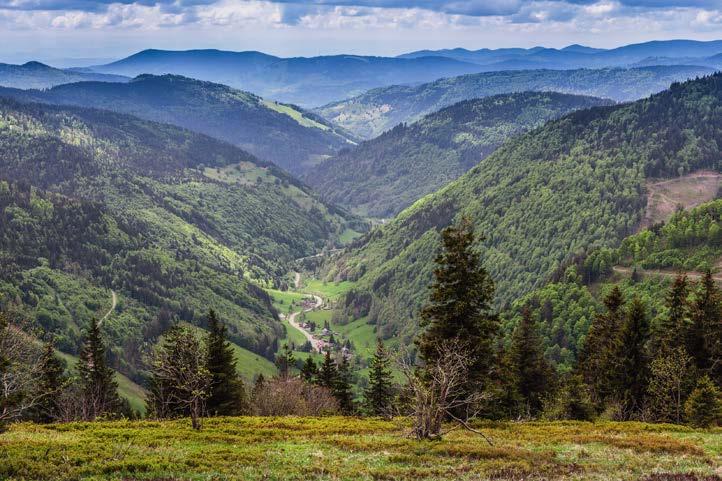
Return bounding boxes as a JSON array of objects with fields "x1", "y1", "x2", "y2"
[
  {"x1": 31, "y1": 342, "x2": 67, "y2": 423},
  {"x1": 334, "y1": 355, "x2": 355, "y2": 414},
  {"x1": 417, "y1": 217, "x2": 498, "y2": 392},
  {"x1": 364, "y1": 339, "x2": 395, "y2": 417},
  {"x1": 689, "y1": 270, "x2": 721, "y2": 377},
  {"x1": 616, "y1": 296, "x2": 650, "y2": 418},
  {"x1": 656, "y1": 274, "x2": 690, "y2": 352},
  {"x1": 579, "y1": 286, "x2": 625, "y2": 406},
  {"x1": 317, "y1": 351, "x2": 337, "y2": 389},
  {"x1": 77, "y1": 318, "x2": 121, "y2": 420},
  {"x1": 206, "y1": 310, "x2": 247, "y2": 416},
  {"x1": 507, "y1": 308, "x2": 552, "y2": 417}
]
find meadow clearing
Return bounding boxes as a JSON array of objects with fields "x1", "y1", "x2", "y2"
[{"x1": 1, "y1": 417, "x2": 720, "y2": 481}]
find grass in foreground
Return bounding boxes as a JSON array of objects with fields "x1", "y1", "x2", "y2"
[{"x1": 1, "y1": 418, "x2": 720, "y2": 481}]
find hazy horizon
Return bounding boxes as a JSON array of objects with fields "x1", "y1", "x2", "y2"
[{"x1": 2, "y1": 0, "x2": 722, "y2": 65}]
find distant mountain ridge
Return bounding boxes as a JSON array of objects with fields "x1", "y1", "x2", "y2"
[
  {"x1": 399, "y1": 39, "x2": 722, "y2": 71},
  {"x1": 85, "y1": 49, "x2": 491, "y2": 107},
  {"x1": 316, "y1": 65, "x2": 714, "y2": 139},
  {"x1": 0, "y1": 74, "x2": 355, "y2": 175},
  {"x1": 0, "y1": 61, "x2": 129, "y2": 89}
]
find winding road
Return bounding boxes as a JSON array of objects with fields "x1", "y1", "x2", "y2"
[
  {"x1": 98, "y1": 290, "x2": 117, "y2": 327},
  {"x1": 287, "y1": 294, "x2": 325, "y2": 352},
  {"x1": 613, "y1": 266, "x2": 722, "y2": 283}
]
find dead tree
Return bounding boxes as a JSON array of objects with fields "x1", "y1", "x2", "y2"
[{"x1": 399, "y1": 340, "x2": 493, "y2": 444}]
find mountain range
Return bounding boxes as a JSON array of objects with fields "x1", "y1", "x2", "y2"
[
  {"x1": 82, "y1": 50, "x2": 490, "y2": 107},
  {"x1": 316, "y1": 65, "x2": 714, "y2": 139},
  {"x1": 0, "y1": 74, "x2": 356, "y2": 175},
  {"x1": 399, "y1": 39, "x2": 722, "y2": 71}
]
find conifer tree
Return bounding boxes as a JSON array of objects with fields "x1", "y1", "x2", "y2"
[
  {"x1": 616, "y1": 296, "x2": 650, "y2": 418},
  {"x1": 579, "y1": 286, "x2": 624, "y2": 405},
  {"x1": 300, "y1": 357, "x2": 318, "y2": 383},
  {"x1": 364, "y1": 339, "x2": 395, "y2": 417},
  {"x1": 275, "y1": 344, "x2": 296, "y2": 379},
  {"x1": 317, "y1": 351, "x2": 337, "y2": 389},
  {"x1": 684, "y1": 375, "x2": 722, "y2": 427},
  {"x1": 77, "y1": 318, "x2": 121, "y2": 420},
  {"x1": 508, "y1": 308, "x2": 552, "y2": 417},
  {"x1": 417, "y1": 217, "x2": 498, "y2": 393},
  {"x1": 32, "y1": 342, "x2": 67, "y2": 423},
  {"x1": 334, "y1": 355, "x2": 354, "y2": 414},
  {"x1": 689, "y1": 270, "x2": 721, "y2": 379},
  {"x1": 205, "y1": 310, "x2": 247, "y2": 416},
  {"x1": 656, "y1": 274, "x2": 690, "y2": 352}
]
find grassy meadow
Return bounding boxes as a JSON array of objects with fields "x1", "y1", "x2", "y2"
[{"x1": 2, "y1": 418, "x2": 720, "y2": 481}]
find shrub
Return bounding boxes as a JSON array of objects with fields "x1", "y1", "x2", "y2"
[{"x1": 684, "y1": 375, "x2": 722, "y2": 427}]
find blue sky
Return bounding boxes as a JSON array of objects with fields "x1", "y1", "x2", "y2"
[{"x1": 1, "y1": 0, "x2": 722, "y2": 64}]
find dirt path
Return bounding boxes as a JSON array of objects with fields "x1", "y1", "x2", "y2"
[
  {"x1": 613, "y1": 266, "x2": 722, "y2": 283},
  {"x1": 287, "y1": 293, "x2": 325, "y2": 352},
  {"x1": 294, "y1": 272, "x2": 301, "y2": 290},
  {"x1": 99, "y1": 290, "x2": 117, "y2": 327}
]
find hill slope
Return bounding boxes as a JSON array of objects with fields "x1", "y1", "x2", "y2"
[
  {"x1": 325, "y1": 73, "x2": 722, "y2": 345},
  {"x1": 0, "y1": 99, "x2": 360, "y2": 380},
  {"x1": 504, "y1": 198, "x2": 722, "y2": 372},
  {"x1": 0, "y1": 61, "x2": 128, "y2": 89},
  {"x1": 317, "y1": 65, "x2": 713, "y2": 139},
  {"x1": 88, "y1": 49, "x2": 490, "y2": 107},
  {"x1": 305, "y1": 92, "x2": 612, "y2": 217},
  {"x1": 0, "y1": 75, "x2": 355, "y2": 175}
]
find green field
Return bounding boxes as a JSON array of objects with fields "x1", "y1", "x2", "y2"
[
  {"x1": 303, "y1": 279, "x2": 356, "y2": 301},
  {"x1": 2, "y1": 418, "x2": 720, "y2": 480}
]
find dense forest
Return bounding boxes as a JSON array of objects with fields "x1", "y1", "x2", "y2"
[
  {"x1": 0, "y1": 75, "x2": 356, "y2": 175},
  {"x1": 326, "y1": 72, "x2": 722, "y2": 346},
  {"x1": 316, "y1": 65, "x2": 713, "y2": 138},
  {"x1": 306, "y1": 92, "x2": 611, "y2": 217},
  {"x1": 504, "y1": 198, "x2": 722, "y2": 372},
  {"x1": 0, "y1": 98, "x2": 362, "y2": 380}
]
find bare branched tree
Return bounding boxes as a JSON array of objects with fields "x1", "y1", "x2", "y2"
[
  {"x1": 399, "y1": 340, "x2": 493, "y2": 444},
  {"x1": 0, "y1": 315, "x2": 48, "y2": 425},
  {"x1": 147, "y1": 326, "x2": 212, "y2": 430}
]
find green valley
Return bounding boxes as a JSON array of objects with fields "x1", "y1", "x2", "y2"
[
  {"x1": 325, "y1": 73, "x2": 722, "y2": 346},
  {"x1": 306, "y1": 92, "x2": 611, "y2": 217}
]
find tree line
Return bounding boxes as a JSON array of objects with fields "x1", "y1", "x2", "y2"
[{"x1": 2, "y1": 218, "x2": 720, "y2": 433}]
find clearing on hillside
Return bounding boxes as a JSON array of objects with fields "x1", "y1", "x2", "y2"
[{"x1": 641, "y1": 170, "x2": 721, "y2": 229}]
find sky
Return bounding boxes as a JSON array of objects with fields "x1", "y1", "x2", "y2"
[{"x1": 1, "y1": 0, "x2": 722, "y2": 65}]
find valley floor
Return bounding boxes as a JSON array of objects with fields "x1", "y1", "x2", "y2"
[{"x1": 2, "y1": 418, "x2": 720, "y2": 481}]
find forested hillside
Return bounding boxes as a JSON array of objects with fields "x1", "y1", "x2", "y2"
[
  {"x1": 326, "y1": 73, "x2": 722, "y2": 346},
  {"x1": 0, "y1": 99, "x2": 361, "y2": 380},
  {"x1": 0, "y1": 61, "x2": 128, "y2": 89},
  {"x1": 317, "y1": 65, "x2": 713, "y2": 138},
  {"x1": 306, "y1": 92, "x2": 611, "y2": 217},
  {"x1": 0, "y1": 75, "x2": 355, "y2": 175},
  {"x1": 504, "y1": 198, "x2": 722, "y2": 373}
]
